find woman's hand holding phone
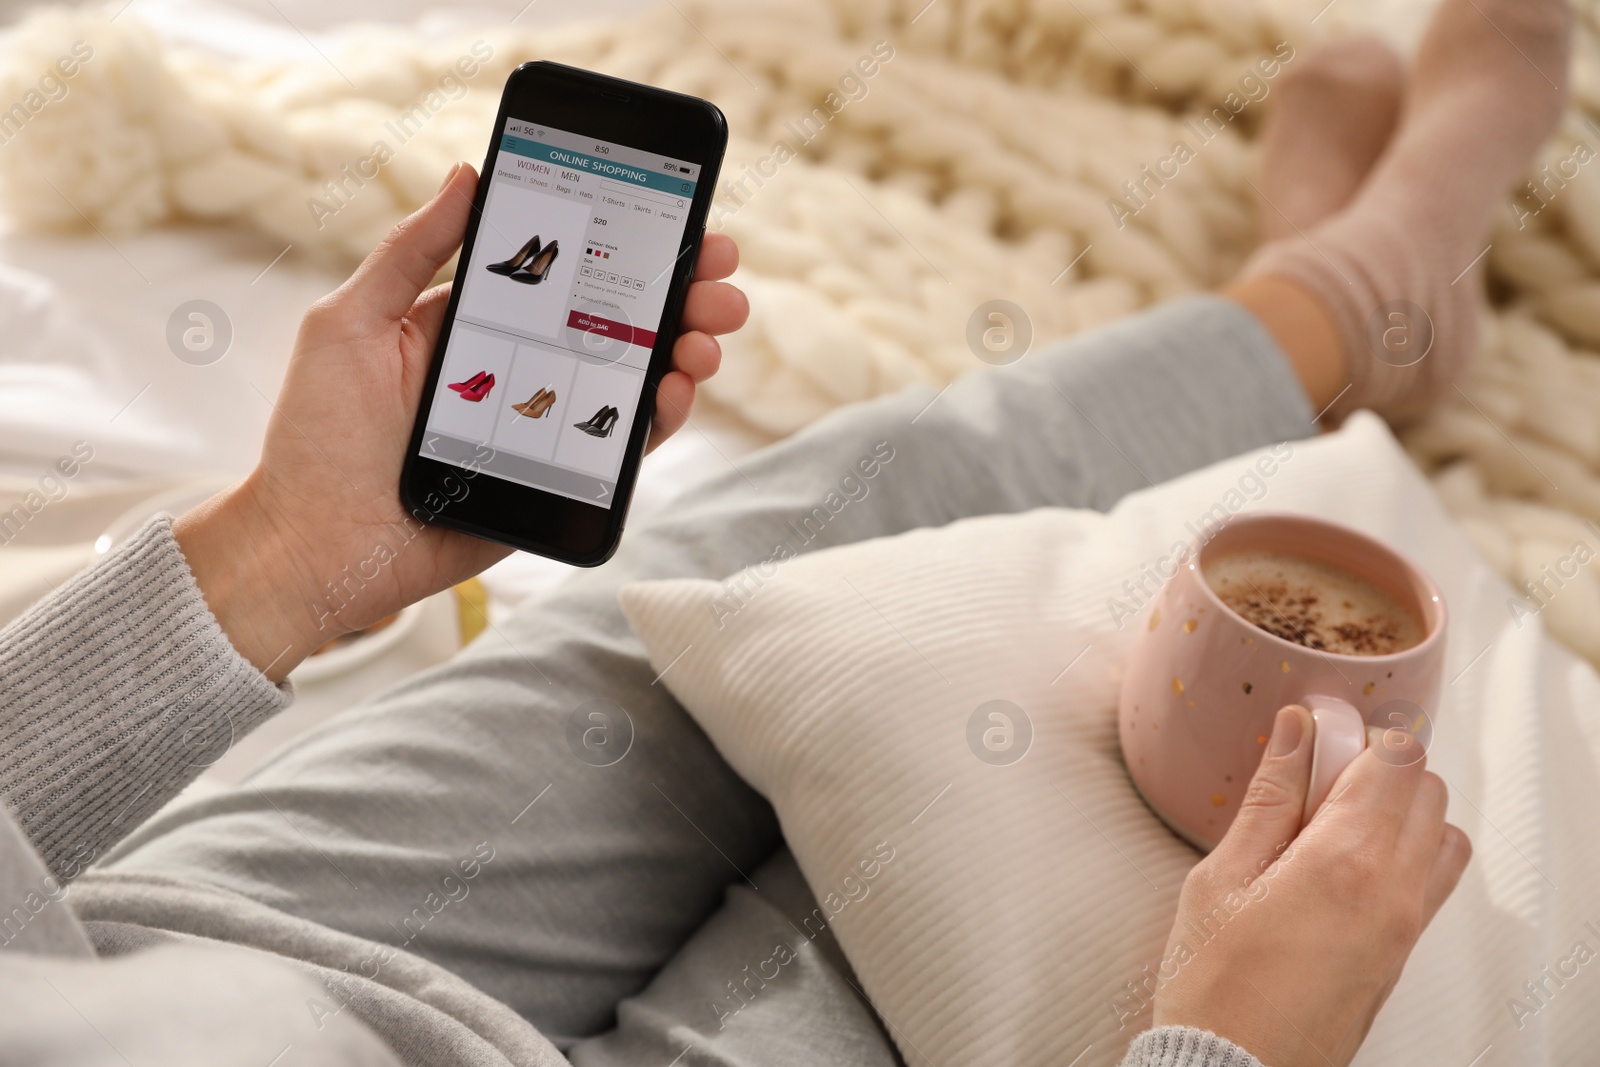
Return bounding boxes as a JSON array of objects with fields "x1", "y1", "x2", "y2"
[
  {"x1": 1148, "y1": 705, "x2": 1472, "y2": 1066},
  {"x1": 173, "y1": 163, "x2": 748, "y2": 682}
]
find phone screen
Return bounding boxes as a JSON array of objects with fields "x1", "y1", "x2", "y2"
[{"x1": 417, "y1": 117, "x2": 701, "y2": 509}]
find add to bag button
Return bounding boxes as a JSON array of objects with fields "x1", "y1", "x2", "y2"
[{"x1": 566, "y1": 310, "x2": 657, "y2": 349}]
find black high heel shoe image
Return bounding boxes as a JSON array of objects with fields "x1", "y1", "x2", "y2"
[
  {"x1": 487, "y1": 234, "x2": 541, "y2": 276},
  {"x1": 511, "y1": 239, "x2": 560, "y2": 285},
  {"x1": 574, "y1": 405, "x2": 619, "y2": 438}
]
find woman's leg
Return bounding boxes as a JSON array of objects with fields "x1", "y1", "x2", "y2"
[{"x1": 1239, "y1": 0, "x2": 1569, "y2": 424}]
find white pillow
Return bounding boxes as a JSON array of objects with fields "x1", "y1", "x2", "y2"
[{"x1": 619, "y1": 413, "x2": 1600, "y2": 1066}]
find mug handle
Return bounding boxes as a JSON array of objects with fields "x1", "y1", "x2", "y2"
[{"x1": 1303, "y1": 697, "x2": 1366, "y2": 823}]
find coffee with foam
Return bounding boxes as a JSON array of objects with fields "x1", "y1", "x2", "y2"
[{"x1": 1203, "y1": 550, "x2": 1424, "y2": 656}]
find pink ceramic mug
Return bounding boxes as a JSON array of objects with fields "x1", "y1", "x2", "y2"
[{"x1": 1118, "y1": 512, "x2": 1447, "y2": 852}]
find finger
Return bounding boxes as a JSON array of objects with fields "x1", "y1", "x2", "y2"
[
  {"x1": 1212, "y1": 705, "x2": 1313, "y2": 879},
  {"x1": 1314, "y1": 728, "x2": 1429, "y2": 843},
  {"x1": 336, "y1": 163, "x2": 478, "y2": 325},
  {"x1": 646, "y1": 371, "x2": 696, "y2": 454},
  {"x1": 671, "y1": 330, "x2": 722, "y2": 384},
  {"x1": 396, "y1": 283, "x2": 455, "y2": 385},
  {"x1": 1396, "y1": 770, "x2": 1449, "y2": 876},
  {"x1": 402, "y1": 283, "x2": 454, "y2": 345},
  {"x1": 680, "y1": 280, "x2": 750, "y2": 337},
  {"x1": 1420, "y1": 822, "x2": 1472, "y2": 929},
  {"x1": 694, "y1": 231, "x2": 740, "y2": 281}
]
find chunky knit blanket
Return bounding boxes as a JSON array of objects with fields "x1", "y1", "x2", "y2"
[{"x1": 2, "y1": 0, "x2": 1599, "y2": 664}]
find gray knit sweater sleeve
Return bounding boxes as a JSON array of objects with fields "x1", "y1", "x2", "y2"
[
  {"x1": 1119, "y1": 1026, "x2": 1268, "y2": 1067},
  {"x1": 0, "y1": 516, "x2": 290, "y2": 878}
]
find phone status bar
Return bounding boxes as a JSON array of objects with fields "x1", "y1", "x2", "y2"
[{"x1": 505, "y1": 120, "x2": 698, "y2": 181}]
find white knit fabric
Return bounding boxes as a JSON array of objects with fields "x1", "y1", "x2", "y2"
[
  {"x1": 1124, "y1": 1027, "x2": 1265, "y2": 1067},
  {"x1": 3, "y1": 1, "x2": 1600, "y2": 666},
  {"x1": 620, "y1": 412, "x2": 1600, "y2": 1067}
]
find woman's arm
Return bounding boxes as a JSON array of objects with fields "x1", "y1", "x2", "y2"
[
  {"x1": 0, "y1": 517, "x2": 291, "y2": 877},
  {"x1": 0, "y1": 162, "x2": 748, "y2": 875},
  {"x1": 1120, "y1": 705, "x2": 1471, "y2": 1067}
]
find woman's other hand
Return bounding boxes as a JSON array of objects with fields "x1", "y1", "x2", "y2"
[{"x1": 1150, "y1": 705, "x2": 1472, "y2": 1066}]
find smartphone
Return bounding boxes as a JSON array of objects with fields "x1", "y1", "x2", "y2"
[{"x1": 401, "y1": 61, "x2": 727, "y2": 566}]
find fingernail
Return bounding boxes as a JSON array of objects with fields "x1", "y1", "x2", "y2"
[
  {"x1": 1268, "y1": 706, "x2": 1306, "y2": 758},
  {"x1": 438, "y1": 162, "x2": 463, "y2": 193}
]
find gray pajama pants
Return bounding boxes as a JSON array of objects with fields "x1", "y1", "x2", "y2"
[{"x1": 86, "y1": 296, "x2": 1314, "y2": 1064}]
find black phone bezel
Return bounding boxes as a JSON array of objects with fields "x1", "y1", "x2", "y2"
[{"x1": 400, "y1": 60, "x2": 727, "y2": 566}]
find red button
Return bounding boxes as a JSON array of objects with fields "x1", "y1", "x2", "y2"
[{"x1": 567, "y1": 310, "x2": 657, "y2": 349}]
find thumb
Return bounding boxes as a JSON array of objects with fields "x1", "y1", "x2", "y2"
[
  {"x1": 337, "y1": 162, "x2": 479, "y2": 325},
  {"x1": 1212, "y1": 705, "x2": 1313, "y2": 876}
]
